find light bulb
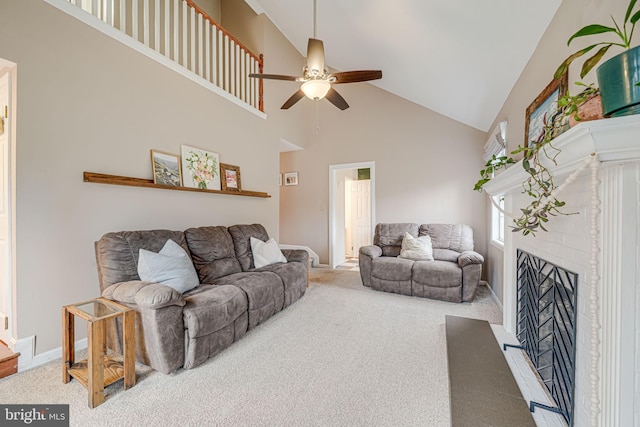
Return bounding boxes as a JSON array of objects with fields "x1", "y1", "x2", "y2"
[{"x1": 301, "y1": 80, "x2": 331, "y2": 100}]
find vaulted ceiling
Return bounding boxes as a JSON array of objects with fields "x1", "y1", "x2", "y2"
[{"x1": 246, "y1": 0, "x2": 563, "y2": 131}]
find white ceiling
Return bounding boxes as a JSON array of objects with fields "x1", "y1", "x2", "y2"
[{"x1": 246, "y1": 0, "x2": 562, "y2": 131}]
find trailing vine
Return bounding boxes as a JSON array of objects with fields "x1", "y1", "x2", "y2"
[{"x1": 474, "y1": 84, "x2": 600, "y2": 236}]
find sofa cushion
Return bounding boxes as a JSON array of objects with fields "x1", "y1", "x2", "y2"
[
  {"x1": 371, "y1": 256, "x2": 414, "y2": 281},
  {"x1": 95, "y1": 230, "x2": 191, "y2": 291},
  {"x1": 228, "y1": 224, "x2": 270, "y2": 271},
  {"x1": 250, "y1": 237, "x2": 288, "y2": 268},
  {"x1": 412, "y1": 260, "x2": 462, "y2": 288},
  {"x1": 214, "y1": 271, "x2": 284, "y2": 329},
  {"x1": 183, "y1": 285, "x2": 248, "y2": 338},
  {"x1": 419, "y1": 224, "x2": 474, "y2": 252},
  {"x1": 138, "y1": 239, "x2": 200, "y2": 293},
  {"x1": 374, "y1": 223, "x2": 419, "y2": 257},
  {"x1": 255, "y1": 261, "x2": 307, "y2": 308},
  {"x1": 399, "y1": 232, "x2": 434, "y2": 261},
  {"x1": 185, "y1": 226, "x2": 242, "y2": 282}
]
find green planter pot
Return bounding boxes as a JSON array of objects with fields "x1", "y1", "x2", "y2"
[{"x1": 596, "y1": 45, "x2": 640, "y2": 117}]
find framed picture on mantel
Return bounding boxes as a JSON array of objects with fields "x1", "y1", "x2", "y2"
[{"x1": 524, "y1": 71, "x2": 568, "y2": 148}]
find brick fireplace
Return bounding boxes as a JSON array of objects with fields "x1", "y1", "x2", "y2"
[{"x1": 485, "y1": 115, "x2": 640, "y2": 427}]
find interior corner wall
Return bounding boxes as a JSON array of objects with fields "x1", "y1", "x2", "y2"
[
  {"x1": 0, "y1": 0, "x2": 302, "y2": 355},
  {"x1": 279, "y1": 82, "x2": 487, "y2": 266},
  {"x1": 484, "y1": 0, "x2": 630, "y2": 308}
]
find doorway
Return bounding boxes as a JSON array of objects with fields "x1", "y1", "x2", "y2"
[
  {"x1": 329, "y1": 162, "x2": 375, "y2": 269},
  {"x1": 0, "y1": 59, "x2": 16, "y2": 349}
]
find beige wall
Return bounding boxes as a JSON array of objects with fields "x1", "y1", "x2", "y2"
[
  {"x1": 0, "y1": 0, "x2": 302, "y2": 355},
  {"x1": 485, "y1": 0, "x2": 631, "y2": 306},
  {"x1": 280, "y1": 83, "x2": 487, "y2": 264},
  {"x1": 196, "y1": 0, "x2": 221, "y2": 23}
]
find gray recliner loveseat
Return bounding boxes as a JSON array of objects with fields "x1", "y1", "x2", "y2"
[
  {"x1": 359, "y1": 223, "x2": 483, "y2": 302},
  {"x1": 95, "y1": 224, "x2": 308, "y2": 374}
]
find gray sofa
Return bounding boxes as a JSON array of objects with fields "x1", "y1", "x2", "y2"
[
  {"x1": 359, "y1": 223, "x2": 483, "y2": 302},
  {"x1": 95, "y1": 224, "x2": 308, "y2": 374}
]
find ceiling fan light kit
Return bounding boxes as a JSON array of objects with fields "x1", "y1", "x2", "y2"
[
  {"x1": 248, "y1": 0, "x2": 382, "y2": 110},
  {"x1": 301, "y1": 80, "x2": 331, "y2": 100}
]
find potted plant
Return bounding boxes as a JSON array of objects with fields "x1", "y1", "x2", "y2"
[
  {"x1": 474, "y1": 86, "x2": 599, "y2": 236},
  {"x1": 554, "y1": 0, "x2": 640, "y2": 117}
]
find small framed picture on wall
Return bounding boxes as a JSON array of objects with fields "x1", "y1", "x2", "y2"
[{"x1": 284, "y1": 172, "x2": 299, "y2": 186}]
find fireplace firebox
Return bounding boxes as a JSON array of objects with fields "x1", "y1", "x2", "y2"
[{"x1": 505, "y1": 250, "x2": 578, "y2": 426}]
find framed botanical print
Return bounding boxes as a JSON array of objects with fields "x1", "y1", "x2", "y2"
[{"x1": 180, "y1": 145, "x2": 220, "y2": 190}]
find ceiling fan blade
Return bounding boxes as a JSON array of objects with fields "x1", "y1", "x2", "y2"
[
  {"x1": 281, "y1": 90, "x2": 305, "y2": 109},
  {"x1": 306, "y1": 38, "x2": 325, "y2": 74},
  {"x1": 249, "y1": 73, "x2": 298, "y2": 81},
  {"x1": 330, "y1": 70, "x2": 383, "y2": 84},
  {"x1": 325, "y1": 87, "x2": 349, "y2": 110}
]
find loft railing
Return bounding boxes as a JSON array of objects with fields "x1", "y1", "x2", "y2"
[{"x1": 65, "y1": 0, "x2": 263, "y2": 112}]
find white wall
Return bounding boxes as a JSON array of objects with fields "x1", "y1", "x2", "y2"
[{"x1": 0, "y1": 0, "x2": 303, "y2": 355}]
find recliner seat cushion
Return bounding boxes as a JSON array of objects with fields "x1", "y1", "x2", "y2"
[
  {"x1": 182, "y1": 285, "x2": 248, "y2": 338},
  {"x1": 371, "y1": 256, "x2": 414, "y2": 281},
  {"x1": 214, "y1": 271, "x2": 284, "y2": 329},
  {"x1": 412, "y1": 260, "x2": 462, "y2": 288},
  {"x1": 256, "y1": 262, "x2": 307, "y2": 308}
]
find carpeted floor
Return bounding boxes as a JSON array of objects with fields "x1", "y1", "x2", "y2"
[{"x1": 0, "y1": 269, "x2": 502, "y2": 426}]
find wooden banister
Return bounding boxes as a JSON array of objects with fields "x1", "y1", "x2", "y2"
[{"x1": 183, "y1": 0, "x2": 261, "y2": 64}]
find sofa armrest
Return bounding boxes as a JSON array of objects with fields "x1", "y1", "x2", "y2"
[
  {"x1": 458, "y1": 251, "x2": 484, "y2": 267},
  {"x1": 359, "y1": 245, "x2": 382, "y2": 258},
  {"x1": 102, "y1": 281, "x2": 186, "y2": 309},
  {"x1": 281, "y1": 249, "x2": 309, "y2": 264}
]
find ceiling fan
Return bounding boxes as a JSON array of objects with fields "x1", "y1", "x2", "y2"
[{"x1": 249, "y1": 0, "x2": 382, "y2": 111}]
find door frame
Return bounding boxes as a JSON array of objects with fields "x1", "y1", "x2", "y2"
[
  {"x1": 328, "y1": 161, "x2": 375, "y2": 269},
  {"x1": 0, "y1": 60, "x2": 16, "y2": 349}
]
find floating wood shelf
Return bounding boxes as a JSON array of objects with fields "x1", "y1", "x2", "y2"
[{"x1": 83, "y1": 172, "x2": 271, "y2": 198}]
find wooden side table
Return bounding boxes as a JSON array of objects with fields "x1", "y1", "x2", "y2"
[{"x1": 62, "y1": 297, "x2": 135, "y2": 408}]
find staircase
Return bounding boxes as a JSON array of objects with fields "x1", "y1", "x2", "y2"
[{"x1": 47, "y1": 0, "x2": 264, "y2": 114}]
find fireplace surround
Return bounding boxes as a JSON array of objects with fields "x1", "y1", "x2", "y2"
[{"x1": 484, "y1": 115, "x2": 640, "y2": 427}]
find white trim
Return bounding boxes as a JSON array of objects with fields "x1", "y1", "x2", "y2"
[
  {"x1": 243, "y1": 0, "x2": 265, "y2": 15},
  {"x1": 279, "y1": 244, "x2": 319, "y2": 267},
  {"x1": 489, "y1": 239, "x2": 504, "y2": 251},
  {"x1": 329, "y1": 162, "x2": 376, "y2": 269},
  {"x1": 43, "y1": 0, "x2": 267, "y2": 120},
  {"x1": 14, "y1": 335, "x2": 88, "y2": 372},
  {"x1": 481, "y1": 280, "x2": 503, "y2": 311}
]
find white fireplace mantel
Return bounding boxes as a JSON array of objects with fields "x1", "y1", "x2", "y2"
[
  {"x1": 483, "y1": 114, "x2": 640, "y2": 197},
  {"x1": 482, "y1": 114, "x2": 640, "y2": 427}
]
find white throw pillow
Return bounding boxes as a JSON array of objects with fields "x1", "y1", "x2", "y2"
[
  {"x1": 137, "y1": 239, "x2": 200, "y2": 293},
  {"x1": 399, "y1": 232, "x2": 434, "y2": 261},
  {"x1": 250, "y1": 237, "x2": 288, "y2": 269}
]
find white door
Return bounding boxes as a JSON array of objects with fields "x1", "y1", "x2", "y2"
[
  {"x1": 0, "y1": 71, "x2": 12, "y2": 345},
  {"x1": 350, "y1": 179, "x2": 371, "y2": 256}
]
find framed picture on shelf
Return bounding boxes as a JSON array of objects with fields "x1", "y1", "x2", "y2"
[
  {"x1": 150, "y1": 150, "x2": 182, "y2": 187},
  {"x1": 180, "y1": 145, "x2": 220, "y2": 190},
  {"x1": 220, "y1": 163, "x2": 242, "y2": 192},
  {"x1": 524, "y1": 71, "x2": 568, "y2": 147},
  {"x1": 284, "y1": 172, "x2": 298, "y2": 186}
]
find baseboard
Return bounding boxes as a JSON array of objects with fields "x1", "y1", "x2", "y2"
[
  {"x1": 14, "y1": 336, "x2": 87, "y2": 372},
  {"x1": 481, "y1": 280, "x2": 503, "y2": 311}
]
